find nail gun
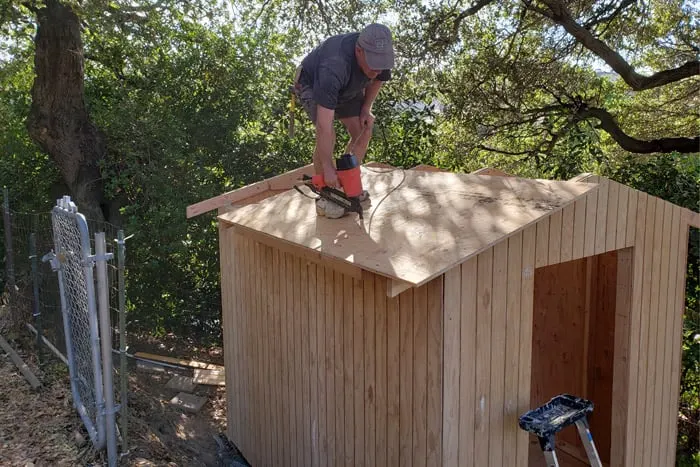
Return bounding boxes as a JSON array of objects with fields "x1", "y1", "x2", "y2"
[{"x1": 294, "y1": 153, "x2": 364, "y2": 219}]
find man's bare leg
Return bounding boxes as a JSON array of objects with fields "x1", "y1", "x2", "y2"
[{"x1": 340, "y1": 116, "x2": 372, "y2": 164}]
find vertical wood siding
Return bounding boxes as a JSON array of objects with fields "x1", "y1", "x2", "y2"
[
  {"x1": 438, "y1": 176, "x2": 691, "y2": 467},
  {"x1": 222, "y1": 227, "x2": 443, "y2": 467},
  {"x1": 220, "y1": 174, "x2": 691, "y2": 466}
]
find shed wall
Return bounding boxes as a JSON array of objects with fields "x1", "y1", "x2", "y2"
[
  {"x1": 441, "y1": 177, "x2": 690, "y2": 467},
  {"x1": 220, "y1": 224, "x2": 444, "y2": 467},
  {"x1": 220, "y1": 176, "x2": 691, "y2": 467}
]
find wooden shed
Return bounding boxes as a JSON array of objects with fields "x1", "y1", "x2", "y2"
[{"x1": 188, "y1": 164, "x2": 699, "y2": 467}]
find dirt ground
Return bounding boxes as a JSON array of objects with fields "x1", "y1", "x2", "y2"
[{"x1": 0, "y1": 334, "x2": 231, "y2": 467}]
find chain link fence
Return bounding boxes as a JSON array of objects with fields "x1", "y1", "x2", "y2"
[{"x1": 1, "y1": 189, "x2": 127, "y2": 465}]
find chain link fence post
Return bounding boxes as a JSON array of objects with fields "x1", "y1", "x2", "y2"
[
  {"x1": 95, "y1": 232, "x2": 117, "y2": 467},
  {"x1": 117, "y1": 230, "x2": 129, "y2": 454},
  {"x1": 29, "y1": 232, "x2": 43, "y2": 363},
  {"x1": 3, "y1": 187, "x2": 17, "y2": 330}
]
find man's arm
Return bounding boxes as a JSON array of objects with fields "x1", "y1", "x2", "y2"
[{"x1": 314, "y1": 105, "x2": 339, "y2": 186}]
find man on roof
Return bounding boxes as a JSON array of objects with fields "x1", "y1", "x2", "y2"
[{"x1": 292, "y1": 23, "x2": 396, "y2": 218}]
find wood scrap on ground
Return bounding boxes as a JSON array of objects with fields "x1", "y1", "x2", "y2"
[
  {"x1": 134, "y1": 351, "x2": 223, "y2": 371},
  {"x1": 193, "y1": 368, "x2": 225, "y2": 386},
  {"x1": 0, "y1": 334, "x2": 41, "y2": 389}
]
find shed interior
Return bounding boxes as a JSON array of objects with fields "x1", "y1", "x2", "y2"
[{"x1": 529, "y1": 250, "x2": 626, "y2": 467}]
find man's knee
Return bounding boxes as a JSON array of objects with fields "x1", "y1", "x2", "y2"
[{"x1": 341, "y1": 117, "x2": 364, "y2": 138}]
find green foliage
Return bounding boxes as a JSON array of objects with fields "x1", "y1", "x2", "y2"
[{"x1": 1, "y1": 1, "x2": 698, "y2": 459}]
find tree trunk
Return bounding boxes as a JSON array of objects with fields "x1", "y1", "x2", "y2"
[{"x1": 26, "y1": 0, "x2": 106, "y2": 222}]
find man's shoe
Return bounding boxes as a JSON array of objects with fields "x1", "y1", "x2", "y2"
[
  {"x1": 315, "y1": 198, "x2": 346, "y2": 219},
  {"x1": 358, "y1": 190, "x2": 370, "y2": 203}
]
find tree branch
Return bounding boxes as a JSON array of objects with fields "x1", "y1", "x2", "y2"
[
  {"x1": 477, "y1": 144, "x2": 533, "y2": 156},
  {"x1": 577, "y1": 106, "x2": 700, "y2": 154},
  {"x1": 534, "y1": 0, "x2": 699, "y2": 90},
  {"x1": 583, "y1": 0, "x2": 634, "y2": 31}
]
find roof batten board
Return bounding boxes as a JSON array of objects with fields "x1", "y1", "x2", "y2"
[
  {"x1": 187, "y1": 163, "x2": 314, "y2": 218},
  {"x1": 218, "y1": 168, "x2": 597, "y2": 286}
]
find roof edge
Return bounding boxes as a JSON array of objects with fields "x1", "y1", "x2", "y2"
[{"x1": 186, "y1": 163, "x2": 314, "y2": 218}]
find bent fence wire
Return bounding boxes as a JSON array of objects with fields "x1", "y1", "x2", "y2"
[{"x1": 1, "y1": 190, "x2": 127, "y2": 464}]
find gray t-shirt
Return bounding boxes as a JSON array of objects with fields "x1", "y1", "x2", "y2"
[{"x1": 299, "y1": 32, "x2": 391, "y2": 110}]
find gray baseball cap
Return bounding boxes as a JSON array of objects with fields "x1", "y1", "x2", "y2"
[{"x1": 358, "y1": 23, "x2": 395, "y2": 70}]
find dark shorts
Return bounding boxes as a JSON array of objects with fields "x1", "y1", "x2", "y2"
[{"x1": 293, "y1": 68, "x2": 363, "y2": 124}]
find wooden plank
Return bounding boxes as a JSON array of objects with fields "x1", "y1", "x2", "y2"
[
  {"x1": 651, "y1": 201, "x2": 673, "y2": 467},
  {"x1": 353, "y1": 277, "x2": 365, "y2": 466},
  {"x1": 263, "y1": 245, "x2": 273, "y2": 463},
  {"x1": 237, "y1": 236, "x2": 249, "y2": 458},
  {"x1": 296, "y1": 257, "x2": 307, "y2": 467},
  {"x1": 658, "y1": 207, "x2": 680, "y2": 467},
  {"x1": 535, "y1": 217, "x2": 550, "y2": 268},
  {"x1": 503, "y1": 232, "x2": 523, "y2": 467},
  {"x1": 595, "y1": 178, "x2": 609, "y2": 254},
  {"x1": 625, "y1": 189, "x2": 638, "y2": 248},
  {"x1": 387, "y1": 290, "x2": 401, "y2": 466},
  {"x1": 413, "y1": 284, "x2": 429, "y2": 467},
  {"x1": 300, "y1": 260, "x2": 311, "y2": 467},
  {"x1": 316, "y1": 263, "x2": 328, "y2": 467},
  {"x1": 605, "y1": 180, "x2": 619, "y2": 252},
  {"x1": 186, "y1": 163, "x2": 313, "y2": 218},
  {"x1": 426, "y1": 276, "x2": 443, "y2": 467},
  {"x1": 253, "y1": 243, "x2": 262, "y2": 464},
  {"x1": 364, "y1": 274, "x2": 376, "y2": 467},
  {"x1": 572, "y1": 197, "x2": 587, "y2": 260},
  {"x1": 234, "y1": 242, "x2": 247, "y2": 465},
  {"x1": 272, "y1": 248, "x2": 282, "y2": 466},
  {"x1": 442, "y1": 267, "x2": 462, "y2": 467},
  {"x1": 610, "y1": 248, "x2": 633, "y2": 466},
  {"x1": 548, "y1": 209, "x2": 562, "y2": 265},
  {"x1": 133, "y1": 352, "x2": 223, "y2": 371},
  {"x1": 458, "y1": 258, "x2": 477, "y2": 466},
  {"x1": 489, "y1": 241, "x2": 508, "y2": 467},
  {"x1": 666, "y1": 216, "x2": 690, "y2": 466},
  {"x1": 399, "y1": 288, "x2": 414, "y2": 467},
  {"x1": 278, "y1": 251, "x2": 289, "y2": 464},
  {"x1": 325, "y1": 268, "x2": 337, "y2": 466},
  {"x1": 643, "y1": 197, "x2": 664, "y2": 466},
  {"x1": 375, "y1": 277, "x2": 389, "y2": 467},
  {"x1": 238, "y1": 234, "x2": 249, "y2": 456},
  {"x1": 334, "y1": 271, "x2": 345, "y2": 466},
  {"x1": 584, "y1": 189, "x2": 598, "y2": 257},
  {"x1": 633, "y1": 195, "x2": 655, "y2": 467},
  {"x1": 616, "y1": 185, "x2": 630, "y2": 250},
  {"x1": 309, "y1": 262, "x2": 319, "y2": 466},
  {"x1": 0, "y1": 335, "x2": 41, "y2": 389},
  {"x1": 343, "y1": 275, "x2": 354, "y2": 467},
  {"x1": 218, "y1": 171, "x2": 596, "y2": 287},
  {"x1": 560, "y1": 203, "x2": 575, "y2": 263},
  {"x1": 286, "y1": 253, "x2": 296, "y2": 466},
  {"x1": 474, "y1": 248, "x2": 493, "y2": 467},
  {"x1": 625, "y1": 192, "x2": 646, "y2": 466},
  {"x1": 516, "y1": 225, "x2": 536, "y2": 467},
  {"x1": 219, "y1": 226, "x2": 235, "y2": 442}
]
